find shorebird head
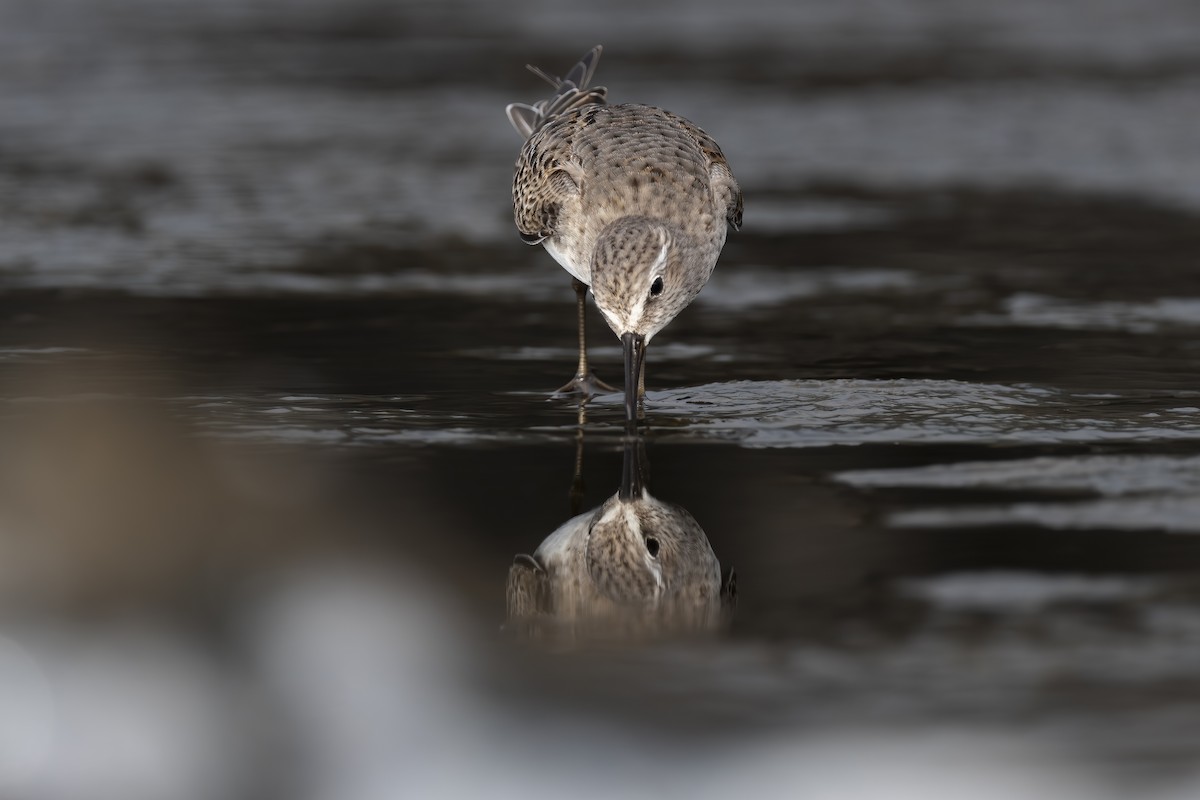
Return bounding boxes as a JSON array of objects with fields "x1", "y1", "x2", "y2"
[
  {"x1": 583, "y1": 439, "x2": 720, "y2": 611},
  {"x1": 505, "y1": 440, "x2": 735, "y2": 638},
  {"x1": 590, "y1": 216, "x2": 706, "y2": 421},
  {"x1": 507, "y1": 490, "x2": 726, "y2": 635}
]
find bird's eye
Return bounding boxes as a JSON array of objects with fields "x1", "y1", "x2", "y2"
[
  {"x1": 645, "y1": 536, "x2": 660, "y2": 557},
  {"x1": 649, "y1": 277, "x2": 664, "y2": 297}
]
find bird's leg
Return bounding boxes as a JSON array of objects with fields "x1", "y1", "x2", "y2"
[
  {"x1": 572, "y1": 278, "x2": 591, "y2": 380},
  {"x1": 555, "y1": 279, "x2": 617, "y2": 396},
  {"x1": 569, "y1": 404, "x2": 586, "y2": 516}
]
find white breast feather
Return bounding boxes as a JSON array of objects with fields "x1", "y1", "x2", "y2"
[{"x1": 543, "y1": 239, "x2": 589, "y2": 285}]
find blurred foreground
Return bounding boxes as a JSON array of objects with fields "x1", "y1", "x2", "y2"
[{"x1": 1, "y1": 385, "x2": 1197, "y2": 800}]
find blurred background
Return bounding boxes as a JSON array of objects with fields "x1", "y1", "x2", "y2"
[{"x1": 3, "y1": 0, "x2": 1200, "y2": 797}]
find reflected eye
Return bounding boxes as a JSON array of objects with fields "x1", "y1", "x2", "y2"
[
  {"x1": 645, "y1": 536, "x2": 660, "y2": 557},
  {"x1": 649, "y1": 277, "x2": 664, "y2": 297}
]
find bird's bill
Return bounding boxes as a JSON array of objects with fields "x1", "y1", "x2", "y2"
[
  {"x1": 618, "y1": 436, "x2": 647, "y2": 501},
  {"x1": 621, "y1": 331, "x2": 647, "y2": 424}
]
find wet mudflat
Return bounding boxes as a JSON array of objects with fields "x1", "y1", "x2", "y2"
[{"x1": 3, "y1": 1, "x2": 1200, "y2": 797}]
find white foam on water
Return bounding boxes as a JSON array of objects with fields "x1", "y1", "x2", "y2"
[
  {"x1": 696, "y1": 267, "x2": 921, "y2": 310},
  {"x1": 838, "y1": 454, "x2": 1200, "y2": 496},
  {"x1": 967, "y1": 293, "x2": 1200, "y2": 333},
  {"x1": 839, "y1": 453, "x2": 1200, "y2": 533},
  {"x1": 900, "y1": 571, "x2": 1157, "y2": 612},
  {"x1": 891, "y1": 495, "x2": 1200, "y2": 534}
]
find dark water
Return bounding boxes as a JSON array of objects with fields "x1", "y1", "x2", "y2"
[{"x1": 3, "y1": 1, "x2": 1200, "y2": 797}]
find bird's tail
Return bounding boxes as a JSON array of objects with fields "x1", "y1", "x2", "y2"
[{"x1": 505, "y1": 45, "x2": 607, "y2": 140}]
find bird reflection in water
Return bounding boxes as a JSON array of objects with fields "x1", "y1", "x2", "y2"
[{"x1": 507, "y1": 428, "x2": 735, "y2": 640}]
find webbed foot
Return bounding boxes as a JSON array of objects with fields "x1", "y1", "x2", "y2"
[{"x1": 553, "y1": 372, "x2": 618, "y2": 398}]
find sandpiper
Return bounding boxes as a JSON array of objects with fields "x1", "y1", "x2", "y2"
[
  {"x1": 506, "y1": 438, "x2": 735, "y2": 639},
  {"x1": 506, "y1": 46, "x2": 742, "y2": 423}
]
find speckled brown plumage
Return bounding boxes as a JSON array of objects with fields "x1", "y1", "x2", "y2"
[
  {"x1": 506, "y1": 46, "x2": 741, "y2": 418},
  {"x1": 513, "y1": 104, "x2": 741, "y2": 288},
  {"x1": 505, "y1": 488, "x2": 726, "y2": 639},
  {"x1": 505, "y1": 439, "x2": 735, "y2": 641}
]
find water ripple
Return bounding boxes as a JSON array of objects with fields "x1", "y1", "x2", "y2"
[
  {"x1": 600, "y1": 380, "x2": 1200, "y2": 448},
  {"x1": 176, "y1": 380, "x2": 1200, "y2": 451}
]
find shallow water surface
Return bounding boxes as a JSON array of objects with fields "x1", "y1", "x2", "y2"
[{"x1": 3, "y1": 1, "x2": 1200, "y2": 797}]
